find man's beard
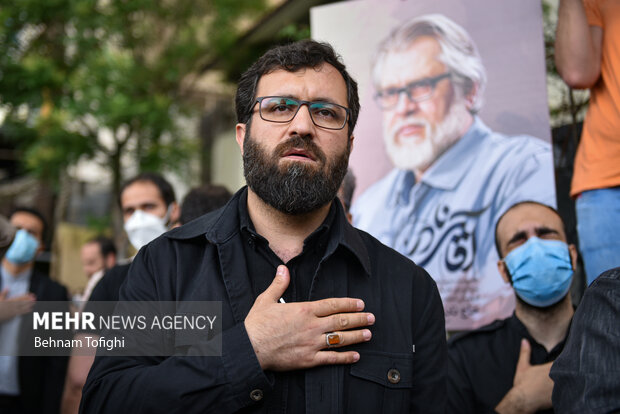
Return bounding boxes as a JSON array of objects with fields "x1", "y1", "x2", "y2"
[
  {"x1": 383, "y1": 97, "x2": 471, "y2": 173},
  {"x1": 243, "y1": 131, "x2": 350, "y2": 215}
]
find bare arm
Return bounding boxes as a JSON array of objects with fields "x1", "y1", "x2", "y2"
[
  {"x1": 555, "y1": 0, "x2": 603, "y2": 89},
  {"x1": 61, "y1": 333, "x2": 98, "y2": 414}
]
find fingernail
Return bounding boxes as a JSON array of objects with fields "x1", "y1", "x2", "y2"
[
  {"x1": 363, "y1": 329, "x2": 371, "y2": 340},
  {"x1": 277, "y1": 266, "x2": 286, "y2": 277},
  {"x1": 352, "y1": 353, "x2": 360, "y2": 362},
  {"x1": 356, "y1": 300, "x2": 364, "y2": 310},
  {"x1": 367, "y1": 314, "x2": 375, "y2": 324}
]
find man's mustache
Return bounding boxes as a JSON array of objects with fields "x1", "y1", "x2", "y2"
[{"x1": 274, "y1": 135, "x2": 327, "y2": 164}]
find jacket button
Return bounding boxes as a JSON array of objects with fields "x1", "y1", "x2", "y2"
[
  {"x1": 250, "y1": 389, "x2": 263, "y2": 402},
  {"x1": 387, "y1": 368, "x2": 401, "y2": 384}
]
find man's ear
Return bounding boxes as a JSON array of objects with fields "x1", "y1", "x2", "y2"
[
  {"x1": 169, "y1": 202, "x2": 180, "y2": 226},
  {"x1": 464, "y1": 82, "x2": 479, "y2": 111},
  {"x1": 105, "y1": 253, "x2": 116, "y2": 270},
  {"x1": 568, "y1": 243, "x2": 578, "y2": 270},
  {"x1": 349, "y1": 133, "x2": 355, "y2": 152},
  {"x1": 497, "y1": 259, "x2": 511, "y2": 285},
  {"x1": 236, "y1": 123, "x2": 247, "y2": 155}
]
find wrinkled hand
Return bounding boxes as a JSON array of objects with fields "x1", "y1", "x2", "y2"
[
  {"x1": 496, "y1": 339, "x2": 553, "y2": 414},
  {"x1": 244, "y1": 265, "x2": 374, "y2": 371},
  {"x1": 0, "y1": 289, "x2": 36, "y2": 322}
]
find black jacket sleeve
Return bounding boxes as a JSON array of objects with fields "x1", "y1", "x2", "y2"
[
  {"x1": 410, "y1": 273, "x2": 447, "y2": 414},
  {"x1": 79, "y1": 241, "x2": 272, "y2": 414}
]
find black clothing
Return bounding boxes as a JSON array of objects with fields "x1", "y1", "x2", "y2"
[
  {"x1": 0, "y1": 271, "x2": 69, "y2": 414},
  {"x1": 448, "y1": 313, "x2": 566, "y2": 414},
  {"x1": 81, "y1": 187, "x2": 447, "y2": 414},
  {"x1": 239, "y1": 190, "x2": 334, "y2": 413},
  {"x1": 81, "y1": 263, "x2": 131, "y2": 335},
  {"x1": 87, "y1": 263, "x2": 131, "y2": 303},
  {"x1": 550, "y1": 267, "x2": 620, "y2": 413}
]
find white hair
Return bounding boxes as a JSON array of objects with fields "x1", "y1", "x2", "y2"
[{"x1": 372, "y1": 14, "x2": 487, "y2": 113}]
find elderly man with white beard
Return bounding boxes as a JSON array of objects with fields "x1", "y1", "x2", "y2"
[{"x1": 351, "y1": 14, "x2": 556, "y2": 331}]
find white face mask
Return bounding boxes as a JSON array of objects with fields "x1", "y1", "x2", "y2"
[{"x1": 123, "y1": 208, "x2": 169, "y2": 251}]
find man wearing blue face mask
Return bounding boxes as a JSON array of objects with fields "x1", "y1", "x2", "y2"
[
  {"x1": 0, "y1": 207, "x2": 70, "y2": 414},
  {"x1": 447, "y1": 201, "x2": 578, "y2": 414}
]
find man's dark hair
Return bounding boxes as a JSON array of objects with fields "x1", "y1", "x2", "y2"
[
  {"x1": 118, "y1": 172, "x2": 176, "y2": 208},
  {"x1": 9, "y1": 206, "x2": 48, "y2": 243},
  {"x1": 179, "y1": 184, "x2": 232, "y2": 225},
  {"x1": 235, "y1": 39, "x2": 360, "y2": 137},
  {"x1": 87, "y1": 235, "x2": 117, "y2": 258},
  {"x1": 494, "y1": 201, "x2": 567, "y2": 258}
]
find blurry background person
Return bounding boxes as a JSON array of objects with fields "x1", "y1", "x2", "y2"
[
  {"x1": 351, "y1": 14, "x2": 556, "y2": 330},
  {"x1": 0, "y1": 216, "x2": 16, "y2": 261},
  {"x1": 337, "y1": 168, "x2": 356, "y2": 223},
  {"x1": 449, "y1": 201, "x2": 576, "y2": 413},
  {"x1": 176, "y1": 183, "x2": 232, "y2": 226},
  {"x1": 555, "y1": 0, "x2": 620, "y2": 284},
  {"x1": 61, "y1": 172, "x2": 178, "y2": 414},
  {"x1": 1, "y1": 207, "x2": 69, "y2": 414},
  {"x1": 78, "y1": 236, "x2": 116, "y2": 306}
]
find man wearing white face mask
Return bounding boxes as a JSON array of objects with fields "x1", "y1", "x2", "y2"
[
  {"x1": 447, "y1": 201, "x2": 577, "y2": 414},
  {"x1": 0, "y1": 207, "x2": 70, "y2": 414},
  {"x1": 61, "y1": 172, "x2": 178, "y2": 414}
]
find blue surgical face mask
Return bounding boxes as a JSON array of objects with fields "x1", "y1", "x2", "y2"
[
  {"x1": 5, "y1": 229, "x2": 40, "y2": 265},
  {"x1": 503, "y1": 237, "x2": 573, "y2": 308}
]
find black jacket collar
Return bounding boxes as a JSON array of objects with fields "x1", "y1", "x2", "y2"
[{"x1": 165, "y1": 186, "x2": 371, "y2": 276}]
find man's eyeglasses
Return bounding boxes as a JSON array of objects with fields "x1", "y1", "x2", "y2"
[
  {"x1": 254, "y1": 96, "x2": 350, "y2": 130},
  {"x1": 374, "y1": 73, "x2": 451, "y2": 110}
]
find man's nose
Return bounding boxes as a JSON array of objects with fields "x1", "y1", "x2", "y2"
[{"x1": 288, "y1": 104, "x2": 316, "y2": 136}]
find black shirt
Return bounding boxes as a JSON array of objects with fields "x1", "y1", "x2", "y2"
[
  {"x1": 81, "y1": 263, "x2": 131, "y2": 334},
  {"x1": 448, "y1": 313, "x2": 567, "y2": 414},
  {"x1": 238, "y1": 190, "x2": 335, "y2": 414}
]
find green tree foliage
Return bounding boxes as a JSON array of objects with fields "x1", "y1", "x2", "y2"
[
  {"x1": 0, "y1": 0, "x2": 265, "y2": 243},
  {"x1": 0, "y1": 0, "x2": 266, "y2": 188}
]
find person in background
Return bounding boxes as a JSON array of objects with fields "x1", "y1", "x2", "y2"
[
  {"x1": 176, "y1": 184, "x2": 232, "y2": 226},
  {"x1": 79, "y1": 236, "x2": 116, "y2": 305},
  {"x1": 555, "y1": 0, "x2": 620, "y2": 284},
  {"x1": 337, "y1": 168, "x2": 356, "y2": 223},
  {"x1": 1, "y1": 207, "x2": 70, "y2": 414},
  {"x1": 448, "y1": 201, "x2": 576, "y2": 414},
  {"x1": 61, "y1": 172, "x2": 178, "y2": 414},
  {"x1": 0, "y1": 216, "x2": 16, "y2": 260}
]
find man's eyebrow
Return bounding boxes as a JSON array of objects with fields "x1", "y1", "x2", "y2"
[
  {"x1": 536, "y1": 226, "x2": 560, "y2": 237},
  {"x1": 311, "y1": 96, "x2": 340, "y2": 105},
  {"x1": 506, "y1": 231, "x2": 527, "y2": 247}
]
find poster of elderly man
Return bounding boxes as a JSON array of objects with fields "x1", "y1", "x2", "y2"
[{"x1": 312, "y1": 0, "x2": 555, "y2": 331}]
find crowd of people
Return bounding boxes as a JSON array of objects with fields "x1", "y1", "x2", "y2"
[{"x1": 0, "y1": 1, "x2": 618, "y2": 413}]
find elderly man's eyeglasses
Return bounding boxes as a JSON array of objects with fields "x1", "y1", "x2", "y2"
[
  {"x1": 374, "y1": 73, "x2": 451, "y2": 110},
  {"x1": 254, "y1": 96, "x2": 350, "y2": 130}
]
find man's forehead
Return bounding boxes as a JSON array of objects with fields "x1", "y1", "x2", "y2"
[
  {"x1": 82, "y1": 242, "x2": 101, "y2": 255},
  {"x1": 499, "y1": 203, "x2": 565, "y2": 238},
  {"x1": 10, "y1": 211, "x2": 43, "y2": 229},
  {"x1": 121, "y1": 181, "x2": 165, "y2": 206},
  {"x1": 256, "y1": 64, "x2": 348, "y2": 104},
  {"x1": 376, "y1": 36, "x2": 445, "y2": 86}
]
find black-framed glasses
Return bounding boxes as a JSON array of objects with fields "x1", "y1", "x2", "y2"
[
  {"x1": 254, "y1": 96, "x2": 350, "y2": 130},
  {"x1": 374, "y1": 72, "x2": 451, "y2": 110}
]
